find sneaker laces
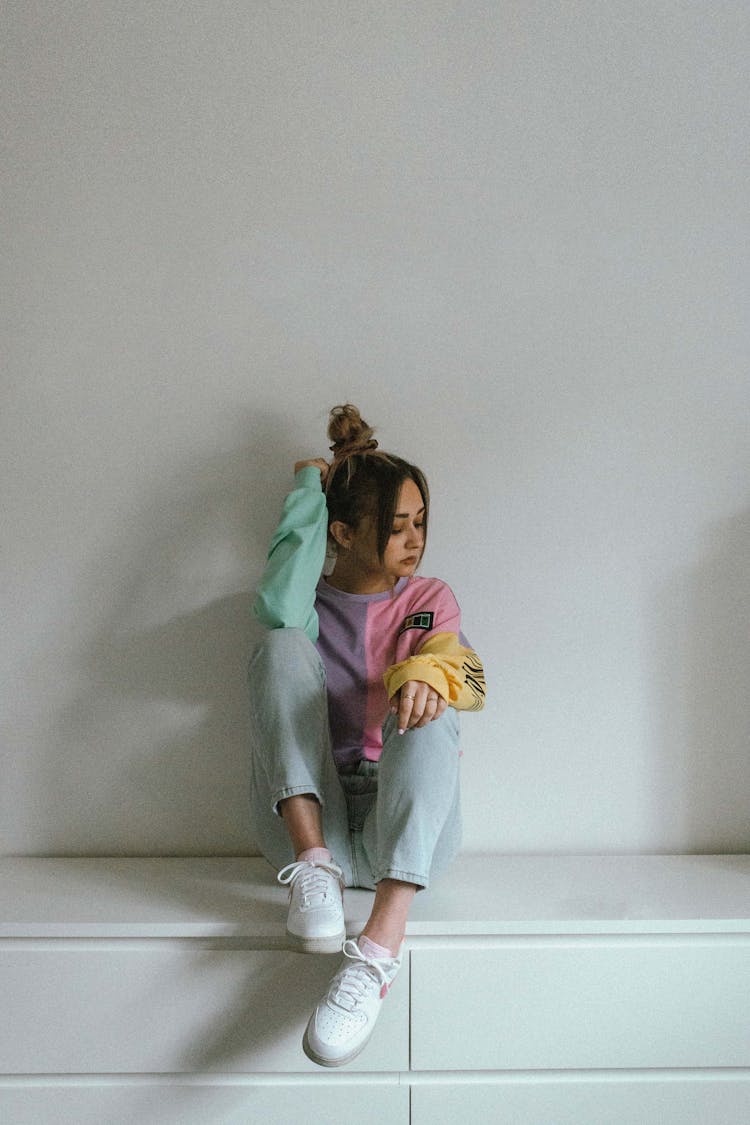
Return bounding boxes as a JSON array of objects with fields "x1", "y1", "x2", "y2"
[
  {"x1": 330, "y1": 939, "x2": 398, "y2": 1009},
  {"x1": 277, "y1": 860, "x2": 343, "y2": 909}
]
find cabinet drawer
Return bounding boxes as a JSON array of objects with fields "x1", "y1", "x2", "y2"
[
  {"x1": 411, "y1": 939, "x2": 750, "y2": 1070},
  {"x1": 0, "y1": 947, "x2": 408, "y2": 1074},
  {"x1": 412, "y1": 1076, "x2": 750, "y2": 1125},
  {"x1": 0, "y1": 1083, "x2": 409, "y2": 1125}
]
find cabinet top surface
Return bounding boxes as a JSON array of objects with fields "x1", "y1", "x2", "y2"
[{"x1": 1, "y1": 854, "x2": 748, "y2": 937}]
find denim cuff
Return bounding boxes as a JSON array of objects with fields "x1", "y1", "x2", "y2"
[
  {"x1": 271, "y1": 784, "x2": 323, "y2": 817},
  {"x1": 373, "y1": 865, "x2": 428, "y2": 890}
]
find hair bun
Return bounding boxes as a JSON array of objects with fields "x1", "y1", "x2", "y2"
[{"x1": 328, "y1": 404, "x2": 378, "y2": 458}]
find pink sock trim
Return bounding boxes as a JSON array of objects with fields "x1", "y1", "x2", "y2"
[
  {"x1": 359, "y1": 934, "x2": 397, "y2": 961},
  {"x1": 296, "y1": 847, "x2": 332, "y2": 864}
]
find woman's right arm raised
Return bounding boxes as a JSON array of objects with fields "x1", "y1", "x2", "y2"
[
  {"x1": 294, "y1": 457, "x2": 330, "y2": 486},
  {"x1": 252, "y1": 460, "x2": 330, "y2": 642}
]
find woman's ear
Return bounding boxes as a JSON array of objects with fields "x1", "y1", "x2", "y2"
[{"x1": 329, "y1": 520, "x2": 354, "y2": 550}]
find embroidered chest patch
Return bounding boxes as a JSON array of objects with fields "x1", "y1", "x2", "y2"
[{"x1": 399, "y1": 611, "x2": 434, "y2": 634}]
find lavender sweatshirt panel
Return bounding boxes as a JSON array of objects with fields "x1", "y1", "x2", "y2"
[
  {"x1": 314, "y1": 575, "x2": 461, "y2": 770},
  {"x1": 314, "y1": 582, "x2": 371, "y2": 770}
]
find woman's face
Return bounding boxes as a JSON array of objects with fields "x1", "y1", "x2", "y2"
[{"x1": 351, "y1": 477, "x2": 426, "y2": 586}]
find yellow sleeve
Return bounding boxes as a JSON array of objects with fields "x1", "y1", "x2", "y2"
[{"x1": 383, "y1": 632, "x2": 486, "y2": 712}]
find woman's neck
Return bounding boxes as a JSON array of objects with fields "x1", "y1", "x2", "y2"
[{"x1": 325, "y1": 557, "x2": 394, "y2": 595}]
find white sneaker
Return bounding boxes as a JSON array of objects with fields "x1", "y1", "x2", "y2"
[
  {"x1": 303, "y1": 938, "x2": 403, "y2": 1067},
  {"x1": 277, "y1": 859, "x2": 345, "y2": 954}
]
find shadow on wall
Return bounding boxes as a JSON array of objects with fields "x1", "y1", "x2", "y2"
[
  {"x1": 653, "y1": 508, "x2": 750, "y2": 852},
  {"x1": 45, "y1": 409, "x2": 299, "y2": 855}
]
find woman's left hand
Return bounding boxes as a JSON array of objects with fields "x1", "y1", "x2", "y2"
[{"x1": 390, "y1": 680, "x2": 448, "y2": 733}]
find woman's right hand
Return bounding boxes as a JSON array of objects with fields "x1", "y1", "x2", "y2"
[
  {"x1": 294, "y1": 458, "x2": 330, "y2": 486},
  {"x1": 390, "y1": 680, "x2": 448, "y2": 734}
]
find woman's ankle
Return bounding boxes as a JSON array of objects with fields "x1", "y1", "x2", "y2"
[
  {"x1": 279, "y1": 793, "x2": 326, "y2": 855},
  {"x1": 296, "y1": 846, "x2": 333, "y2": 864},
  {"x1": 360, "y1": 878, "x2": 416, "y2": 956}
]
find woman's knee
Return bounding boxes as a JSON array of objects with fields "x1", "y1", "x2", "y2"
[
  {"x1": 377, "y1": 710, "x2": 461, "y2": 804},
  {"x1": 248, "y1": 627, "x2": 324, "y2": 684},
  {"x1": 381, "y1": 706, "x2": 460, "y2": 756}
]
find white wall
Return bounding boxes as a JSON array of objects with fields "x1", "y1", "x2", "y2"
[{"x1": 2, "y1": 0, "x2": 748, "y2": 856}]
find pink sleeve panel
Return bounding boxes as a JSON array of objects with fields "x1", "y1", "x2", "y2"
[{"x1": 382, "y1": 580, "x2": 486, "y2": 710}]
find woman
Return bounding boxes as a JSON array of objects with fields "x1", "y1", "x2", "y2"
[{"x1": 249, "y1": 404, "x2": 485, "y2": 1067}]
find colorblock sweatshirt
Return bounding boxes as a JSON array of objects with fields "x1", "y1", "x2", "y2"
[{"x1": 252, "y1": 466, "x2": 486, "y2": 769}]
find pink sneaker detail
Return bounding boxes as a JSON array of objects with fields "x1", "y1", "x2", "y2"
[{"x1": 303, "y1": 938, "x2": 403, "y2": 1067}]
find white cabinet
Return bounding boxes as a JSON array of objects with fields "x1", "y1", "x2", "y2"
[
  {"x1": 1, "y1": 855, "x2": 749, "y2": 1124},
  {"x1": 410, "y1": 939, "x2": 750, "y2": 1071},
  {"x1": 411, "y1": 1077, "x2": 750, "y2": 1125},
  {"x1": 0, "y1": 948, "x2": 408, "y2": 1074},
  {"x1": 0, "y1": 1084, "x2": 409, "y2": 1125}
]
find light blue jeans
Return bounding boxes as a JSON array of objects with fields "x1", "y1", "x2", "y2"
[{"x1": 248, "y1": 628, "x2": 462, "y2": 890}]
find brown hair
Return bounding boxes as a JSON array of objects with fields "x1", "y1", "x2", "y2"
[{"x1": 325, "y1": 404, "x2": 429, "y2": 562}]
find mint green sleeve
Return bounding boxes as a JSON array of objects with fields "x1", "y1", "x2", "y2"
[{"x1": 252, "y1": 465, "x2": 328, "y2": 642}]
